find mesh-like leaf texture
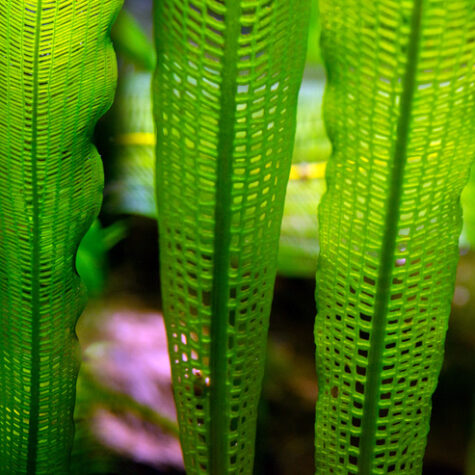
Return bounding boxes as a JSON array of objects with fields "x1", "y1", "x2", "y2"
[
  {"x1": 153, "y1": 1, "x2": 310, "y2": 473},
  {"x1": 108, "y1": 72, "x2": 330, "y2": 277},
  {"x1": 316, "y1": 1, "x2": 475, "y2": 473},
  {"x1": 0, "y1": 1, "x2": 121, "y2": 472}
]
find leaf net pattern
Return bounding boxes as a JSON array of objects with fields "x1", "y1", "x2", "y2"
[
  {"x1": 0, "y1": 1, "x2": 121, "y2": 472},
  {"x1": 108, "y1": 72, "x2": 331, "y2": 277},
  {"x1": 154, "y1": 1, "x2": 309, "y2": 473},
  {"x1": 316, "y1": 1, "x2": 475, "y2": 474}
]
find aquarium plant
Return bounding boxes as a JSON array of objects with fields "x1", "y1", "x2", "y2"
[
  {"x1": 315, "y1": 1, "x2": 475, "y2": 473},
  {"x1": 0, "y1": 0, "x2": 473, "y2": 473},
  {"x1": 153, "y1": 0, "x2": 310, "y2": 473},
  {"x1": 0, "y1": 1, "x2": 122, "y2": 472}
]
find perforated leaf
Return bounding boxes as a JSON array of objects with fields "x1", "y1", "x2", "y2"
[
  {"x1": 0, "y1": 1, "x2": 121, "y2": 472},
  {"x1": 153, "y1": 1, "x2": 310, "y2": 473},
  {"x1": 315, "y1": 1, "x2": 475, "y2": 473}
]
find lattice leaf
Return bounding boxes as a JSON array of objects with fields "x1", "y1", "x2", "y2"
[
  {"x1": 153, "y1": 1, "x2": 310, "y2": 473},
  {"x1": 316, "y1": 1, "x2": 475, "y2": 473},
  {"x1": 0, "y1": 1, "x2": 121, "y2": 472}
]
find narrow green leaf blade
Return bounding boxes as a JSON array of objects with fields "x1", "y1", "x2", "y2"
[
  {"x1": 153, "y1": 1, "x2": 310, "y2": 473},
  {"x1": 112, "y1": 9, "x2": 156, "y2": 71},
  {"x1": 0, "y1": 1, "x2": 121, "y2": 472},
  {"x1": 316, "y1": 1, "x2": 475, "y2": 473}
]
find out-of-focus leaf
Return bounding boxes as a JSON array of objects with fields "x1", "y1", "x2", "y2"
[
  {"x1": 305, "y1": 0, "x2": 322, "y2": 66},
  {"x1": 106, "y1": 72, "x2": 156, "y2": 218},
  {"x1": 278, "y1": 79, "x2": 330, "y2": 277},
  {"x1": 76, "y1": 221, "x2": 126, "y2": 297},
  {"x1": 112, "y1": 9, "x2": 156, "y2": 70}
]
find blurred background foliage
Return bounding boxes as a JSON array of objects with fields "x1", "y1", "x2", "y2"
[{"x1": 73, "y1": 1, "x2": 475, "y2": 473}]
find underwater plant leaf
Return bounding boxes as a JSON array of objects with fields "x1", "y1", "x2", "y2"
[
  {"x1": 0, "y1": 1, "x2": 121, "y2": 472},
  {"x1": 76, "y1": 220, "x2": 126, "y2": 297},
  {"x1": 278, "y1": 77, "x2": 330, "y2": 278},
  {"x1": 112, "y1": 9, "x2": 156, "y2": 71},
  {"x1": 106, "y1": 71, "x2": 157, "y2": 219},
  {"x1": 108, "y1": 71, "x2": 330, "y2": 277},
  {"x1": 305, "y1": 0, "x2": 322, "y2": 67},
  {"x1": 462, "y1": 164, "x2": 475, "y2": 249},
  {"x1": 316, "y1": 1, "x2": 475, "y2": 473},
  {"x1": 153, "y1": 1, "x2": 310, "y2": 473}
]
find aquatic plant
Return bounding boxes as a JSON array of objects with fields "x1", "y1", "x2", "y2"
[
  {"x1": 153, "y1": 1, "x2": 310, "y2": 472},
  {"x1": 316, "y1": 1, "x2": 475, "y2": 473},
  {"x1": 0, "y1": 1, "x2": 473, "y2": 473},
  {"x1": 0, "y1": 1, "x2": 121, "y2": 471}
]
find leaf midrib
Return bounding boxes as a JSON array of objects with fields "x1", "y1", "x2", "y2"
[
  {"x1": 209, "y1": 4, "x2": 241, "y2": 475},
  {"x1": 27, "y1": 2, "x2": 43, "y2": 473},
  {"x1": 358, "y1": 2, "x2": 423, "y2": 473}
]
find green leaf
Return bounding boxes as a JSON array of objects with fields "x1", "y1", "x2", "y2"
[
  {"x1": 0, "y1": 2, "x2": 121, "y2": 472},
  {"x1": 107, "y1": 72, "x2": 331, "y2": 278},
  {"x1": 316, "y1": 1, "x2": 475, "y2": 473},
  {"x1": 278, "y1": 78, "x2": 330, "y2": 278},
  {"x1": 112, "y1": 9, "x2": 156, "y2": 71},
  {"x1": 106, "y1": 71, "x2": 157, "y2": 219},
  {"x1": 462, "y1": 164, "x2": 475, "y2": 249},
  {"x1": 76, "y1": 220, "x2": 126, "y2": 297},
  {"x1": 305, "y1": 0, "x2": 322, "y2": 67},
  {"x1": 153, "y1": 1, "x2": 310, "y2": 473}
]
